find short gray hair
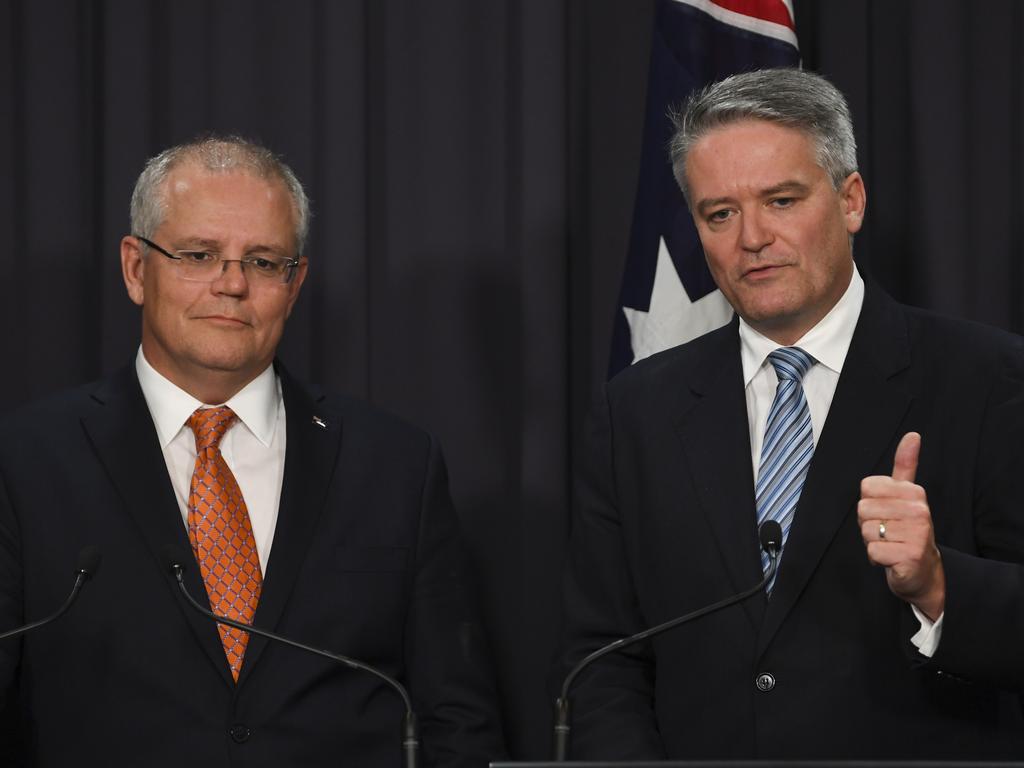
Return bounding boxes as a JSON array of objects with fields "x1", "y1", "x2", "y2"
[
  {"x1": 130, "y1": 135, "x2": 311, "y2": 254},
  {"x1": 670, "y1": 68, "x2": 858, "y2": 205}
]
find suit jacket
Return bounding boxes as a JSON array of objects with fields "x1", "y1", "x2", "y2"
[
  {"x1": 556, "y1": 283, "x2": 1024, "y2": 760},
  {"x1": 0, "y1": 363, "x2": 505, "y2": 767}
]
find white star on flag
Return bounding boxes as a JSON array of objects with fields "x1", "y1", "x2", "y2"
[{"x1": 622, "y1": 237, "x2": 734, "y2": 364}]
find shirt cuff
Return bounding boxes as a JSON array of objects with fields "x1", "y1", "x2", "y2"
[{"x1": 910, "y1": 606, "x2": 944, "y2": 657}]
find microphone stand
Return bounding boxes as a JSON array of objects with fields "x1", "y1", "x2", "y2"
[
  {"x1": 168, "y1": 558, "x2": 419, "y2": 768},
  {"x1": 0, "y1": 546, "x2": 101, "y2": 642},
  {"x1": 552, "y1": 529, "x2": 782, "y2": 761}
]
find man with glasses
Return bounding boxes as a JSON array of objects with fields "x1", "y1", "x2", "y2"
[{"x1": 0, "y1": 136, "x2": 505, "y2": 766}]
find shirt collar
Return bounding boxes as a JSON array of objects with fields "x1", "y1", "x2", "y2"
[
  {"x1": 739, "y1": 265, "x2": 865, "y2": 386},
  {"x1": 135, "y1": 347, "x2": 281, "y2": 448}
]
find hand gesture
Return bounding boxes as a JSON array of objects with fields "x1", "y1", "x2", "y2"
[{"x1": 858, "y1": 432, "x2": 945, "y2": 620}]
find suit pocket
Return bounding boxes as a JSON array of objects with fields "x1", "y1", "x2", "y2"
[{"x1": 334, "y1": 545, "x2": 409, "y2": 572}]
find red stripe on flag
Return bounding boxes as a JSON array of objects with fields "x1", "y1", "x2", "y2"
[{"x1": 710, "y1": 0, "x2": 794, "y2": 31}]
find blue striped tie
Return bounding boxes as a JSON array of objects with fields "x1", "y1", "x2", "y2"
[{"x1": 755, "y1": 347, "x2": 815, "y2": 590}]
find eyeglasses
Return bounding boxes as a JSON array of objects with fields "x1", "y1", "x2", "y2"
[{"x1": 135, "y1": 236, "x2": 301, "y2": 284}]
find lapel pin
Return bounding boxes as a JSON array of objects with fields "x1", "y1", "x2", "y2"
[{"x1": 312, "y1": 415, "x2": 328, "y2": 429}]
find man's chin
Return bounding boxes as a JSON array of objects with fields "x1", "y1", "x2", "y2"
[
  {"x1": 737, "y1": 302, "x2": 809, "y2": 342},
  {"x1": 738, "y1": 303, "x2": 798, "y2": 327},
  {"x1": 185, "y1": 347, "x2": 265, "y2": 376}
]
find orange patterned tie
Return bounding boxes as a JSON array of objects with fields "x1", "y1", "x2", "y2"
[{"x1": 186, "y1": 406, "x2": 263, "y2": 682}]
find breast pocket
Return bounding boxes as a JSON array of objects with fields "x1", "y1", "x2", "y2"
[{"x1": 325, "y1": 546, "x2": 411, "y2": 656}]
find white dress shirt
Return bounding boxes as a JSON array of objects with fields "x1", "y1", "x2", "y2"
[
  {"x1": 738, "y1": 266, "x2": 942, "y2": 655},
  {"x1": 135, "y1": 348, "x2": 286, "y2": 573}
]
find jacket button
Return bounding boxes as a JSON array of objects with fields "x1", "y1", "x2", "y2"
[
  {"x1": 229, "y1": 724, "x2": 251, "y2": 743},
  {"x1": 755, "y1": 672, "x2": 776, "y2": 692}
]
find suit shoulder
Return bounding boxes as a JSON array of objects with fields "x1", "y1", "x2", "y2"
[
  {"x1": 0, "y1": 378, "x2": 105, "y2": 437},
  {"x1": 607, "y1": 321, "x2": 736, "y2": 397},
  {"x1": 331, "y1": 392, "x2": 432, "y2": 436},
  {"x1": 900, "y1": 303, "x2": 1024, "y2": 365},
  {"x1": 297, "y1": 386, "x2": 439, "y2": 456}
]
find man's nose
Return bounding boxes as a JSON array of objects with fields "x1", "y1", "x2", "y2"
[
  {"x1": 739, "y1": 209, "x2": 774, "y2": 252},
  {"x1": 210, "y1": 259, "x2": 250, "y2": 294}
]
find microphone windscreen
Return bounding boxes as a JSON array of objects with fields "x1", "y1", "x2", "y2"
[
  {"x1": 76, "y1": 545, "x2": 102, "y2": 577},
  {"x1": 160, "y1": 546, "x2": 190, "y2": 575},
  {"x1": 758, "y1": 521, "x2": 783, "y2": 554}
]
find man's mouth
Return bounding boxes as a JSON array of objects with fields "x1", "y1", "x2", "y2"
[
  {"x1": 196, "y1": 314, "x2": 250, "y2": 327},
  {"x1": 743, "y1": 263, "x2": 789, "y2": 279}
]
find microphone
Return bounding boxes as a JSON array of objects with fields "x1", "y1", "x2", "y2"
[
  {"x1": 760, "y1": 520, "x2": 783, "y2": 558},
  {"x1": 552, "y1": 521, "x2": 783, "y2": 761},
  {"x1": 0, "y1": 546, "x2": 102, "y2": 642},
  {"x1": 161, "y1": 547, "x2": 419, "y2": 768}
]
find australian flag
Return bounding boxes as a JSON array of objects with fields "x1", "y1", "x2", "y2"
[{"x1": 608, "y1": 0, "x2": 800, "y2": 377}]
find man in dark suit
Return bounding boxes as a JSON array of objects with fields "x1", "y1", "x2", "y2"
[
  {"x1": 556, "y1": 68, "x2": 1024, "y2": 760},
  {"x1": 0, "y1": 136, "x2": 505, "y2": 766}
]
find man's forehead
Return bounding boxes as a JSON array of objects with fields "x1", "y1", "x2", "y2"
[{"x1": 156, "y1": 164, "x2": 296, "y2": 250}]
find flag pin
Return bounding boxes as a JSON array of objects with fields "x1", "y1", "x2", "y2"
[{"x1": 312, "y1": 415, "x2": 328, "y2": 429}]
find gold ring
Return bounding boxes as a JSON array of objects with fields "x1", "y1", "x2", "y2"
[{"x1": 879, "y1": 521, "x2": 887, "y2": 540}]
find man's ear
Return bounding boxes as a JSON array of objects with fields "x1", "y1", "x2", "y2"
[
  {"x1": 284, "y1": 256, "x2": 309, "y2": 318},
  {"x1": 121, "y1": 236, "x2": 146, "y2": 306},
  {"x1": 841, "y1": 171, "x2": 867, "y2": 235}
]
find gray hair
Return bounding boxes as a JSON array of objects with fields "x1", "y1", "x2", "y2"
[
  {"x1": 130, "y1": 135, "x2": 311, "y2": 254},
  {"x1": 670, "y1": 68, "x2": 858, "y2": 206}
]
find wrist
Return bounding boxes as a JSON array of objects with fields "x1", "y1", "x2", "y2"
[{"x1": 912, "y1": 550, "x2": 946, "y2": 621}]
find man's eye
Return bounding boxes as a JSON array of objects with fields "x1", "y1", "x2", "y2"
[
  {"x1": 708, "y1": 209, "x2": 732, "y2": 223},
  {"x1": 770, "y1": 197, "x2": 796, "y2": 208},
  {"x1": 245, "y1": 257, "x2": 280, "y2": 274},
  {"x1": 181, "y1": 251, "x2": 215, "y2": 264}
]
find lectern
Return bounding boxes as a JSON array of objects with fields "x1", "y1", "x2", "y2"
[{"x1": 492, "y1": 762, "x2": 1024, "y2": 768}]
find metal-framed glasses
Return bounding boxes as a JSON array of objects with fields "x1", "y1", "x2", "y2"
[{"x1": 135, "y1": 236, "x2": 301, "y2": 284}]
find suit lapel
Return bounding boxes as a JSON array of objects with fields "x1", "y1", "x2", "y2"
[
  {"x1": 673, "y1": 321, "x2": 767, "y2": 631},
  {"x1": 757, "y1": 285, "x2": 914, "y2": 657},
  {"x1": 237, "y1": 364, "x2": 343, "y2": 682},
  {"x1": 80, "y1": 366, "x2": 233, "y2": 685}
]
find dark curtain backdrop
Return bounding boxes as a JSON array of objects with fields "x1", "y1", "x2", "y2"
[{"x1": 2, "y1": 0, "x2": 1022, "y2": 759}]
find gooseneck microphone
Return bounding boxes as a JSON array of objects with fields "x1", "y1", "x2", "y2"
[
  {"x1": 162, "y1": 547, "x2": 419, "y2": 768},
  {"x1": 758, "y1": 520, "x2": 783, "y2": 557},
  {"x1": 552, "y1": 521, "x2": 783, "y2": 762},
  {"x1": 0, "y1": 546, "x2": 102, "y2": 642}
]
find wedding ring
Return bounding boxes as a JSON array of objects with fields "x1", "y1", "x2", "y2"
[{"x1": 879, "y1": 521, "x2": 887, "y2": 540}]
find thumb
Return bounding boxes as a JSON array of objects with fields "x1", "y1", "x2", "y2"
[{"x1": 891, "y1": 431, "x2": 921, "y2": 482}]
